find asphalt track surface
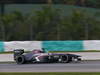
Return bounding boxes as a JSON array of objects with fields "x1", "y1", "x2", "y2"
[{"x1": 0, "y1": 61, "x2": 100, "y2": 72}]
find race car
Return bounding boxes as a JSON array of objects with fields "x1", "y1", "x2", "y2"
[{"x1": 14, "y1": 49, "x2": 81, "y2": 64}]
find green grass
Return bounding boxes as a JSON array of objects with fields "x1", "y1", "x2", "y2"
[
  {"x1": 0, "y1": 50, "x2": 100, "y2": 54},
  {"x1": 0, "y1": 51, "x2": 13, "y2": 54},
  {"x1": 49, "y1": 50, "x2": 100, "y2": 53},
  {"x1": 0, "y1": 51, "x2": 30, "y2": 54},
  {"x1": 0, "y1": 72, "x2": 100, "y2": 75}
]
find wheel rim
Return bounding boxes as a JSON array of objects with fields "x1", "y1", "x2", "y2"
[
  {"x1": 59, "y1": 55, "x2": 68, "y2": 63},
  {"x1": 16, "y1": 56, "x2": 25, "y2": 64},
  {"x1": 18, "y1": 57, "x2": 23, "y2": 63}
]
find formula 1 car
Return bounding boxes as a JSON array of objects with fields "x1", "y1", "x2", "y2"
[{"x1": 14, "y1": 49, "x2": 81, "y2": 64}]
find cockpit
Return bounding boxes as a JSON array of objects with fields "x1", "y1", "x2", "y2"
[{"x1": 32, "y1": 49, "x2": 44, "y2": 54}]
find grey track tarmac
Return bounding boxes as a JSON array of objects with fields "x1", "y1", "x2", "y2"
[{"x1": 0, "y1": 60, "x2": 100, "y2": 72}]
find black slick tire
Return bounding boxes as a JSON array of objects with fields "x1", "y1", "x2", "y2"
[{"x1": 16, "y1": 55, "x2": 25, "y2": 64}]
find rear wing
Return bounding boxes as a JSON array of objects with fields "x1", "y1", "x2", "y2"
[
  {"x1": 14, "y1": 49, "x2": 24, "y2": 60},
  {"x1": 14, "y1": 49, "x2": 24, "y2": 54}
]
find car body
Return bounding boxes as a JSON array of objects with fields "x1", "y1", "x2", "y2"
[{"x1": 14, "y1": 49, "x2": 81, "y2": 64}]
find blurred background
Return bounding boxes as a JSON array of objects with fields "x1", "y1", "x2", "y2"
[{"x1": 0, "y1": 0, "x2": 100, "y2": 41}]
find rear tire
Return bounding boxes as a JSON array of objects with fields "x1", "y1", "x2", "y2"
[
  {"x1": 16, "y1": 55, "x2": 26, "y2": 64},
  {"x1": 77, "y1": 58, "x2": 81, "y2": 61},
  {"x1": 59, "y1": 55, "x2": 71, "y2": 63}
]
